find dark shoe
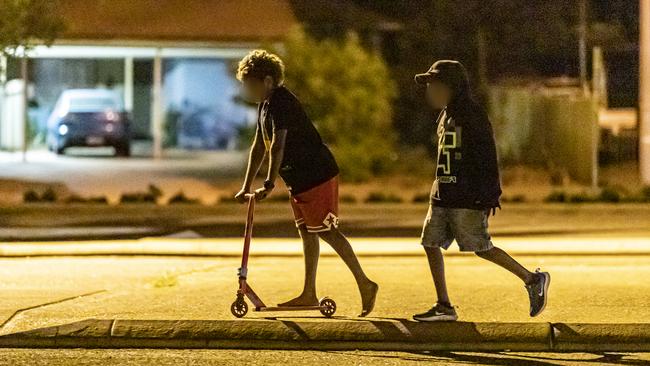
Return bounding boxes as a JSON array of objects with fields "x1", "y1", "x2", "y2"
[
  {"x1": 526, "y1": 269, "x2": 550, "y2": 317},
  {"x1": 413, "y1": 302, "x2": 458, "y2": 322}
]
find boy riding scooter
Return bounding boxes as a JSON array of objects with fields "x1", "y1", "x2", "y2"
[{"x1": 234, "y1": 50, "x2": 379, "y2": 317}]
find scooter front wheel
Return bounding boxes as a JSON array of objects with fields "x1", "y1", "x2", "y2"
[
  {"x1": 319, "y1": 297, "x2": 337, "y2": 318},
  {"x1": 231, "y1": 299, "x2": 248, "y2": 318}
]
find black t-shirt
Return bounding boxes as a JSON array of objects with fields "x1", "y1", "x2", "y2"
[
  {"x1": 430, "y1": 96, "x2": 502, "y2": 210},
  {"x1": 257, "y1": 86, "x2": 339, "y2": 194}
]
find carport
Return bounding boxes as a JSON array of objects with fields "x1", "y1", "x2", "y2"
[{"x1": 0, "y1": 0, "x2": 296, "y2": 159}]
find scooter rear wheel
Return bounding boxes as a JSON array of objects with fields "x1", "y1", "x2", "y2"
[
  {"x1": 231, "y1": 299, "x2": 248, "y2": 318},
  {"x1": 319, "y1": 297, "x2": 336, "y2": 318}
]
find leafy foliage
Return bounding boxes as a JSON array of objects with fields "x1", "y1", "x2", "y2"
[
  {"x1": 0, "y1": 0, "x2": 65, "y2": 57},
  {"x1": 281, "y1": 28, "x2": 397, "y2": 181},
  {"x1": 295, "y1": 0, "x2": 639, "y2": 147}
]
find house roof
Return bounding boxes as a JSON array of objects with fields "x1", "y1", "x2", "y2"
[{"x1": 56, "y1": 0, "x2": 297, "y2": 45}]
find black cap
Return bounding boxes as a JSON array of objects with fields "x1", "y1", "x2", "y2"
[{"x1": 414, "y1": 60, "x2": 467, "y2": 86}]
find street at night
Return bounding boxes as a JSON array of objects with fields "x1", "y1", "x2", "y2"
[
  {"x1": 0, "y1": 235, "x2": 649, "y2": 328},
  {"x1": 0, "y1": 234, "x2": 650, "y2": 364},
  {"x1": 1, "y1": 0, "x2": 649, "y2": 364}
]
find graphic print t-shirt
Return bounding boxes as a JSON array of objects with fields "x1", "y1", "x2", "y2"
[
  {"x1": 430, "y1": 102, "x2": 502, "y2": 210},
  {"x1": 257, "y1": 86, "x2": 339, "y2": 194},
  {"x1": 431, "y1": 107, "x2": 463, "y2": 202}
]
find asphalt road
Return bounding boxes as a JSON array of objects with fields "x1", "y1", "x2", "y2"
[
  {"x1": 1, "y1": 235, "x2": 650, "y2": 365},
  {"x1": 0, "y1": 146, "x2": 245, "y2": 205},
  {"x1": 1, "y1": 349, "x2": 649, "y2": 366}
]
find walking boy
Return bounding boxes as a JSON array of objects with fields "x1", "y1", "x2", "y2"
[
  {"x1": 412, "y1": 60, "x2": 550, "y2": 321},
  {"x1": 234, "y1": 50, "x2": 378, "y2": 317}
]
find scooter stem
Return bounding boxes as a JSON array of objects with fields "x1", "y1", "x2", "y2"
[{"x1": 240, "y1": 194, "x2": 255, "y2": 272}]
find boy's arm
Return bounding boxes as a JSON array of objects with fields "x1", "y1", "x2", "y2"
[
  {"x1": 255, "y1": 128, "x2": 287, "y2": 200},
  {"x1": 266, "y1": 129, "x2": 287, "y2": 183},
  {"x1": 236, "y1": 130, "x2": 266, "y2": 202}
]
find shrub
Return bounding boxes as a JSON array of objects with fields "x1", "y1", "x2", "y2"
[
  {"x1": 148, "y1": 184, "x2": 164, "y2": 199},
  {"x1": 23, "y1": 190, "x2": 40, "y2": 203},
  {"x1": 120, "y1": 193, "x2": 155, "y2": 204},
  {"x1": 501, "y1": 194, "x2": 526, "y2": 203},
  {"x1": 23, "y1": 187, "x2": 58, "y2": 203},
  {"x1": 568, "y1": 192, "x2": 595, "y2": 203},
  {"x1": 544, "y1": 191, "x2": 566, "y2": 203},
  {"x1": 598, "y1": 187, "x2": 621, "y2": 203},
  {"x1": 41, "y1": 187, "x2": 57, "y2": 202},
  {"x1": 168, "y1": 191, "x2": 200, "y2": 205},
  {"x1": 281, "y1": 28, "x2": 397, "y2": 181},
  {"x1": 510, "y1": 194, "x2": 527, "y2": 203},
  {"x1": 340, "y1": 194, "x2": 357, "y2": 204},
  {"x1": 65, "y1": 194, "x2": 108, "y2": 204},
  {"x1": 365, "y1": 192, "x2": 403, "y2": 203},
  {"x1": 412, "y1": 193, "x2": 430, "y2": 203},
  {"x1": 120, "y1": 184, "x2": 163, "y2": 204},
  {"x1": 88, "y1": 196, "x2": 109, "y2": 204}
]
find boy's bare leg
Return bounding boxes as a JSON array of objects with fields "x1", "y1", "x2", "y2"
[
  {"x1": 475, "y1": 246, "x2": 535, "y2": 284},
  {"x1": 278, "y1": 227, "x2": 320, "y2": 306},
  {"x1": 424, "y1": 246, "x2": 451, "y2": 305},
  {"x1": 318, "y1": 228, "x2": 378, "y2": 317}
]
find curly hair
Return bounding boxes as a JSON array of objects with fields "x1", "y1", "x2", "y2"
[{"x1": 236, "y1": 50, "x2": 285, "y2": 86}]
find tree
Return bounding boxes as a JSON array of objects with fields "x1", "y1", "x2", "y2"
[
  {"x1": 0, "y1": 0, "x2": 65, "y2": 58},
  {"x1": 0, "y1": 0, "x2": 64, "y2": 159},
  {"x1": 281, "y1": 28, "x2": 397, "y2": 181},
  {"x1": 295, "y1": 0, "x2": 639, "y2": 148}
]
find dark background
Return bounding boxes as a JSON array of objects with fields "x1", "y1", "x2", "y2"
[{"x1": 290, "y1": 0, "x2": 639, "y2": 147}]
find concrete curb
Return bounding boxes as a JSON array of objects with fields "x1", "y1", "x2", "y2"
[
  {"x1": 0, "y1": 319, "x2": 649, "y2": 352},
  {"x1": 2, "y1": 236, "x2": 650, "y2": 258},
  {"x1": 552, "y1": 323, "x2": 650, "y2": 352}
]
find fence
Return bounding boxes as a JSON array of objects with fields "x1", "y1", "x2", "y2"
[{"x1": 488, "y1": 85, "x2": 598, "y2": 184}]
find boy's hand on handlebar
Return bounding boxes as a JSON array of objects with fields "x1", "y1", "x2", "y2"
[
  {"x1": 234, "y1": 188, "x2": 249, "y2": 204},
  {"x1": 254, "y1": 186, "x2": 273, "y2": 201}
]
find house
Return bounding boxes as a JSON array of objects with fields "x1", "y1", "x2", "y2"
[{"x1": 0, "y1": 0, "x2": 297, "y2": 156}]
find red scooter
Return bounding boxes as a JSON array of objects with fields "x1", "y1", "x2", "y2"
[{"x1": 230, "y1": 194, "x2": 337, "y2": 318}]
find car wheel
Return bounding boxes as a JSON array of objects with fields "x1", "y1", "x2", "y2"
[
  {"x1": 115, "y1": 143, "x2": 131, "y2": 157},
  {"x1": 55, "y1": 145, "x2": 66, "y2": 155}
]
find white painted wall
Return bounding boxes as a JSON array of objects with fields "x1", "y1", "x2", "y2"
[{"x1": 1, "y1": 79, "x2": 25, "y2": 150}]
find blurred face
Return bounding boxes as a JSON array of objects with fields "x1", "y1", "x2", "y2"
[
  {"x1": 241, "y1": 76, "x2": 275, "y2": 103},
  {"x1": 426, "y1": 80, "x2": 452, "y2": 109}
]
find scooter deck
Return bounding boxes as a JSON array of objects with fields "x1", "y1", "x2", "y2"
[
  {"x1": 255, "y1": 305, "x2": 324, "y2": 312},
  {"x1": 232, "y1": 195, "x2": 337, "y2": 318}
]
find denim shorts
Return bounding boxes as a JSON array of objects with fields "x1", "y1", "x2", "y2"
[{"x1": 420, "y1": 205, "x2": 494, "y2": 252}]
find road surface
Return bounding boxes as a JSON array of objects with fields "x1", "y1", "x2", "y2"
[{"x1": 1, "y1": 348, "x2": 649, "y2": 366}]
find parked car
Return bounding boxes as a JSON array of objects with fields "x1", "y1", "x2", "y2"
[
  {"x1": 177, "y1": 106, "x2": 238, "y2": 150},
  {"x1": 47, "y1": 89, "x2": 131, "y2": 156}
]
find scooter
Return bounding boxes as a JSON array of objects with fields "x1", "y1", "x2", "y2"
[{"x1": 230, "y1": 193, "x2": 337, "y2": 318}]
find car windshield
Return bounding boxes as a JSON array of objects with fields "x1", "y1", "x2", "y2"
[{"x1": 67, "y1": 97, "x2": 120, "y2": 112}]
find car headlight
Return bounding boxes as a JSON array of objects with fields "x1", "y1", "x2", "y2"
[
  {"x1": 58, "y1": 124, "x2": 69, "y2": 136},
  {"x1": 105, "y1": 111, "x2": 119, "y2": 121}
]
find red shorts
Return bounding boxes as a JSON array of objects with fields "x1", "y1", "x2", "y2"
[{"x1": 290, "y1": 176, "x2": 339, "y2": 233}]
